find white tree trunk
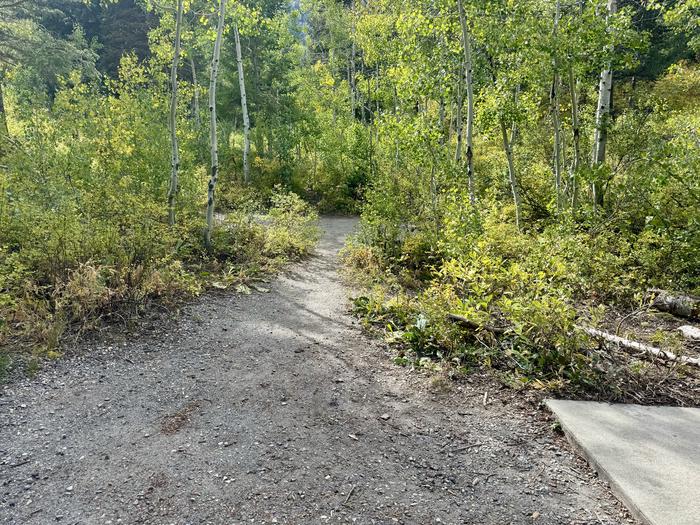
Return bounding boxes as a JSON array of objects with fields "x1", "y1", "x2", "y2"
[
  {"x1": 454, "y1": 80, "x2": 462, "y2": 163},
  {"x1": 349, "y1": 0, "x2": 357, "y2": 118},
  {"x1": 167, "y1": 0, "x2": 184, "y2": 227},
  {"x1": 500, "y1": 118, "x2": 521, "y2": 231},
  {"x1": 592, "y1": 0, "x2": 617, "y2": 210},
  {"x1": 234, "y1": 23, "x2": 251, "y2": 185},
  {"x1": 439, "y1": 98, "x2": 447, "y2": 145},
  {"x1": 551, "y1": 0, "x2": 563, "y2": 213},
  {"x1": 552, "y1": 79, "x2": 563, "y2": 213},
  {"x1": 205, "y1": 0, "x2": 226, "y2": 250},
  {"x1": 0, "y1": 78, "x2": 8, "y2": 160},
  {"x1": 457, "y1": 0, "x2": 475, "y2": 205},
  {"x1": 189, "y1": 54, "x2": 200, "y2": 130},
  {"x1": 568, "y1": 66, "x2": 581, "y2": 209}
]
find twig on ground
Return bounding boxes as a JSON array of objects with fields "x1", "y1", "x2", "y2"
[{"x1": 343, "y1": 485, "x2": 356, "y2": 505}]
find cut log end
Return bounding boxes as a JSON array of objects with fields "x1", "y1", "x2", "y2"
[{"x1": 648, "y1": 289, "x2": 700, "y2": 320}]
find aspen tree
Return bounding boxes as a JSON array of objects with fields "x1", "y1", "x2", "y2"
[
  {"x1": 189, "y1": 54, "x2": 200, "y2": 129},
  {"x1": 500, "y1": 117, "x2": 521, "y2": 231},
  {"x1": 0, "y1": 73, "x2": 7, "y2": 160},
  {"x1": 205, "y1": 0, "x2": 226, "y2": 250},
  {"x1": 454, "y1": 79, "x2": 462, "y2": 163},
  {"x1": 551, "y1": 0, "x2": 563, "y2": 213},
  {"x1": 234, "y1": 22, "x2": 251, "y2": 184},
  {"x1": 167, "y1": 0, "x2": 184, "y2": 226},
  {"x1": 0, "y1": 75, "x2": 8, "y2": 141},
  {"x1": 457, "y1": 0, "x2": 475, "y2": 205},
  {"x1": 568, "y1": 66, "x2": 581, "y2": 209},
  {"x1": 592, "y1": 0, "x2": 617, "y2": 210}
]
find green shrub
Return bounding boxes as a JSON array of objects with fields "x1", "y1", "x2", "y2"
[
  {"x1": 0, "y1": 64, "x2": 321, "y2": 361},
  {"x1": 264, "y1": 188, "x2": 320, "y2": 258}
]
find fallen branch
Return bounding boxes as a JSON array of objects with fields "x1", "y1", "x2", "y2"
[
  {"x1": 678, "y1": 325, "x2": 700, "y2": 341},
  {"x1": 447, "y1": 313, "x2": 508, "y2": 335},
  {"x1": 448, "y1": 312, "x2": 700, "y2": 368},
  {"x1": 579, "y1": 326, "x2": 700, "y2": 368},
  {"x1": 343, "y1": 485, "x2": 356, "y2": 505},
  {"x1": 647, "y1": 289, "x2": 700, "y2": 320}
]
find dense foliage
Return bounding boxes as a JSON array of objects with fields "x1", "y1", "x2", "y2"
[
  {"x1": 0, "y1": 0, "x2": 698, "y2": 396},
  {"x1": 0, "y1": 0, "x2": 321, "y2": 370},
  {"x1": 335, "y1": 0, "x2": 700, "y2": 399}
]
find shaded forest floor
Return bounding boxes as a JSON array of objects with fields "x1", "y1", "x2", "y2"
[{"x1": 0, "y1": 217, "x2": 634, "y2": 524}]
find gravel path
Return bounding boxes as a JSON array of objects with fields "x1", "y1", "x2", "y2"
[{"x1": 0, "y1": 217, "x2": 633, "y2": 524}]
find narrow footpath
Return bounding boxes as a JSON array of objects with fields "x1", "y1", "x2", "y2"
[{"x1": 0, "y1": 217, "x2": 632, "y2": 524}]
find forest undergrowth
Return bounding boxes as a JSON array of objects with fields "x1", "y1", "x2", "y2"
[
  {"x1": 342, "y1": 62, "x2": 700, "y2": 406},
  {"x1": 0, "y1": 63, "x2": 319, "y2": 378},
  {"x1": 0, "y1": 183, "x2": 319, "y2": 380},
  {"x1": 342, "y1": 220, "x2": 700, "y2": 406},
  {"x1": 1, "y1": 0, "x2": 699, "y2": 400}
]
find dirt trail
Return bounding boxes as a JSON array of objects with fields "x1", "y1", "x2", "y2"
[{"x1": 0, "y1": 217, "x2": 631, "y2": 524}]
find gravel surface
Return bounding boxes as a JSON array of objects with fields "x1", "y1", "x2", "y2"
[{"x1": 0, "y1": 217, "x2": 634, "y2": 524}]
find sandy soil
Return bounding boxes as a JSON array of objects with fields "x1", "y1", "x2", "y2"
[{"x1": 0, "y1": 217, "x2": 633, "y2": 524}]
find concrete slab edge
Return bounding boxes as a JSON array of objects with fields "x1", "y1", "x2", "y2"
[{"x1": 545, "y1": 400, "x2": 652, "y2": 525}]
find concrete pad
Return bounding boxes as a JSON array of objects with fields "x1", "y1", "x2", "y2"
[{"x1": 546, "y1": 400, "x2": 700, "y2": 525}]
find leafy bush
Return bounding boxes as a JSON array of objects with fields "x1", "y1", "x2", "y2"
[
  {"x1": 0, "y1": 64, "x2": 321, "y2": 365},
  {"x1": 347, "y1": 191, "x2": 697, "y2": 396},
  {"x1": 264, "y1": 189, "x2": 320, "y2": 258}
]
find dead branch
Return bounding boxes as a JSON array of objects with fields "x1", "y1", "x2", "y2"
[
  {"x1": 447, "y1": 313, "x2": 508, "y2": 335},
  {"x1": 579, "y1": 326, "x2": 700, "y2": 368},
  {"x1": 678, "y1": 325, "x2": 700, "y2": 341}
]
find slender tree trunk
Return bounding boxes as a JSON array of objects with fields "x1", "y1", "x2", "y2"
[
  {"x1": 500, "y1": 118, "x2": 521, "y2": 231},
  {"x1": 438, "y1": 98, "x2": 446, "y2": 145},
  {"x1": 205, "y1": 0, "x2": 225, "y2": 250},
  {"x1": 349, "y1": 43, "x2": 356, "y2": 118},
  {"x1": 267, "y1": 128, "x2": 274, "y2": 157},
  {"x1": 568, "y1": 66, "x2": 581, "y2": 209},
  {"x1": 368, "y1": 76, "x2": 373, "y2": 123},
  {"x1": 454, "y1": 79, "x2": 463, "y2": 163},
  {"x1": 349, "y1": 0, "x2": 356, "y2": 118},
  {"x1": 234, "y1": 23, "x2": 251, "y2": 185},
  {"x1": 167, "y1": 0, "x2": 184, "y2": 227},
  {"x1": 457, "y1": 0, "x2": 475, "y2": 205},
  {"x1": 360, "y1": 73, "x2": 366, "y2": 124},
  {"x1": 0, "y1": 92, "x2": 7, "y2": 138},
  {"x1": 551, "y1": 0, "x2": 563, "y2": 214},
  {"x1": 0, "y1": 70, "x2": 10, "y2": 157},
  {"x1": 551, "y1": 77, "x2": 563, "y2": 213},
  {"x1": 347, "y1": 62, "x2": 354, "y2": 116},
  {"x1": 592, "y1": 0, "x2": 617, "y2": 210},
  {"x1": 189, "y1": 54, "x2": 200, "y2": 130},
  {"x1": 375, "y1": 63, "x2": 380, "y2": 115}
]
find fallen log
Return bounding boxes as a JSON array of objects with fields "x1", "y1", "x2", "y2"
[
  {"x1": 678, "y1": 325, "x2": 700, "y2": 341},
  {"x1": 447, "y1": 312, "x2": 700, "y2": 368},
  {"x1": 579, "y1": 326, "x2": 700, "y2": 368},
  {"x1": 447, "y1": 313, "x2": 508, "y2": 335},
  {"x1": 647, "y1": 288, "x2": 700, "y2": 320}
]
